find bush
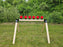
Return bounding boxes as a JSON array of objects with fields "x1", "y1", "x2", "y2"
[
  {"x1": 0, "y1": 6, "x2": 4, "y2": 22},
  {"x1": 49, "y1": 11, "x2": 63, "y2": 23},
  {"x1": 0, "y1": 6, "x2": 20, "y2": 22}
]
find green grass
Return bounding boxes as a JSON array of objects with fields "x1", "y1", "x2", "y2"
[{"x1": 0, "y1": 23, "x2": 63, "y2": 47}]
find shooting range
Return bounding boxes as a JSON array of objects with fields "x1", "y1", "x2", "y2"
[{"x1": 13, "y1": 16, "x2": 50, "y2": 44}]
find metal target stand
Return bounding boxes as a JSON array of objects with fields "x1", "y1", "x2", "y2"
[{"x1": 12, "y1": 19, "x2": 50, "y2": 44}]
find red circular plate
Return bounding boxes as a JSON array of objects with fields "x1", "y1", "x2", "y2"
[
  {"x1": 20, "y1": 16, "x2": 23, "y2": 19},
  {"x1": 41, "y1": 16, "x2": 43, "y2": 19},
  {"x1": 32, "y1": 16, "x2": 35, "y2": 19},
  {"x1": 28, "y1": 16, "x2": 31, "y2": 19},
  {"x1": 24, "y1": 16, "x2": 27, "y2": 19},
  {"x1": 36, "y1": 16, "x2": 39, "y2": 19}
]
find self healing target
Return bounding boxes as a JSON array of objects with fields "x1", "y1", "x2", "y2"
[
  {"x1": 20, "y1": 16, "x2": 23, "y2": 19},
  {"x1": 41, "y1": 16, "x2": 43, "y2": 19},
  {"x1": 24, "y1": 16, "x2": 27, "y2": 19},
  {"x1": 36, "y1": 16, "x2": 39, "y2": 19},
  {"x1": 28, "y1": 16, "x2": 31, "y2": 19},
  {"x1": 32, "y1": 16, "x2": 35, "y2": 19}
]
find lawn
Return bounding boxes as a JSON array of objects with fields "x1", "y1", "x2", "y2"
[{"x1": 0, "y1": 22, "x2": 63, "y2": 47}]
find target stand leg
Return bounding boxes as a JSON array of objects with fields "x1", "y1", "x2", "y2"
[
  {"x1": 42, "y1": 23, "x2": 45, "y2": 32},
  {"x1": 17, "y1": 23, "x2": 19, "y2": 32},
  {"x1": 44, "y1": 19, "x2": 50, "y2": 44},
  {"x1": 13, "y1": 20, "x2": 18, "y2": 44}
]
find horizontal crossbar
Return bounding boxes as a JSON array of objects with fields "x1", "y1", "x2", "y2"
[{"x1": 19, "y1": 19, "x2": 44, "y2": 21}]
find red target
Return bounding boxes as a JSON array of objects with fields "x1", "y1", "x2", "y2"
[
  {"x1": 36, "y1": 16, "x2": 39, "y2": 19},
  {"x1": 41, "y1": 16, "x2": 43, "y2": 19},
  {"x1": 28, "y1": 16, "x2": 31, "y2": 19},
  {"x1": 24, "y1": 16, "x2": 27, "y2": 19},
  {"x1": 32, "y1": 16, "x2": 35, "y2": 19},
  {"x1": 20, "y1": 16, "x2": 23, "y2": 19}
]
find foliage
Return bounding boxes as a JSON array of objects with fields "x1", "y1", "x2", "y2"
[
  {"x1": 49, "y1": 11, "x2": 63, "y2": 23},
  {"x1": 0, "y1": 0, "x2": 63, "y2": 23},
  {"x1": 0, "y1": 6, "x2": 20, "y2": 22}
]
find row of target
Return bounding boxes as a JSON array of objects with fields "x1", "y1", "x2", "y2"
[{"x1": 20, "y1": 16, "x2": 43, "y2": 19}]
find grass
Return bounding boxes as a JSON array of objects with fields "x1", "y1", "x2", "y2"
[{"x1": 0, "y1": 22, "x2": 63, "y2": 47}]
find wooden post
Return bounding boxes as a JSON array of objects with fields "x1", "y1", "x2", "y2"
[
  {"x1": 13, "y1": 20, "x2": 18, "y2": 44},
  {"x1": 17, "y1": 23, "x2": 19, "y2": 32},
  {"x1": 42, "y1": 23, "x2": 45, "y2": 32},
  {"x1": 44, "y1": 19, "x2": 50, "y2": 44}
]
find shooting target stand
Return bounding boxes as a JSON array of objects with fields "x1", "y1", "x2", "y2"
[{"x1": 12, "y1": 16, "x2": 50, "y2": 44}]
